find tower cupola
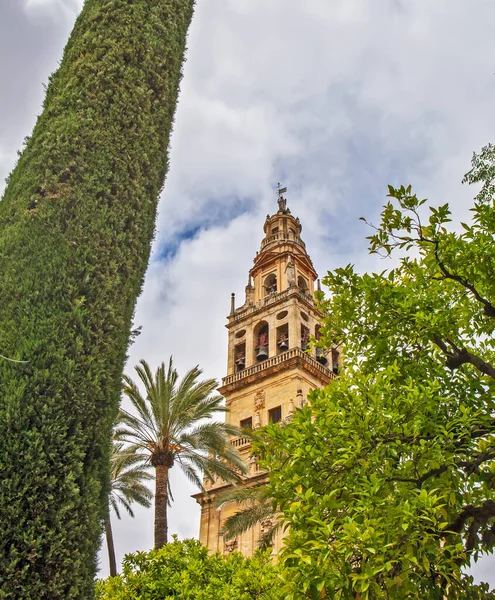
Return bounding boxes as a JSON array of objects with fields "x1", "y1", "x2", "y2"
[{"x1": 248, "y1": 188, "x2": 318, "y2": 305}]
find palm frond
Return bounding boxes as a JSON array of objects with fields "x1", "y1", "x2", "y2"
[
  {"x1": 216, "y1": 483, "x2": 280, "y2": 550},
  {"x1": 221, "y1": 502, "x2": 274, "y2": 539},
  {"x1": 214, "y1": 484, "x2": 270, "y2": 509},
  {"x1": 122, "y1": 374, "x2": 158, "y2": 437},
  {"x1": 181, "y1": 450, "x2": 245, "y2": 485},
  {"x1": 120, "y1": 356, "x2": 249, "y2": 531},
  {"x1": 109, "y1": 437, "x2": 154, "y2": 520},
  {"x1": 115, "y1": 407, "x2": 158, "y2": 450},
  {"x1": 177, "y1": 458, "x2": 204, "y2": 490}
]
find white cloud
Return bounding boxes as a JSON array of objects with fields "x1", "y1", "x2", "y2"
[
  {"x1": 2, "y1": 0, "x2": 495, "y2": 584},
  {"x1": 23, "y1": 0, "x2": 82, "y2": 14}
]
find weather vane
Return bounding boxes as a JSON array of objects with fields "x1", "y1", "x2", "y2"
[{"x1": 277, "y1": 182, "x2": 288, "y2": 212}]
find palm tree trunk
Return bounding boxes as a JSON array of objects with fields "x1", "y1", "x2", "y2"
[
  {"x1": 154, "y1": 464, "x2": 170, "y2": 549},
  {"x1": 105, "y1": 517, "x2": 117, "y2": 578}
]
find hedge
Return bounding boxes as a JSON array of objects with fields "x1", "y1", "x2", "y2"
[{"x1": 0, "y1": 1, "x2": 194, "y2": 597}]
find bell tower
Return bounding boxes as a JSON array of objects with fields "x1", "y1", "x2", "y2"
[{"x1": 194, "y1": 188, "x2": 338, "y2": 556}]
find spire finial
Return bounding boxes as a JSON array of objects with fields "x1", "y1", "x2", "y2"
[
  {"x1": 230, "y1": 292, "x2": 235, "y2": 315},
  {"x1": 277, "y1": 182, "x2": 288, "y2": 212}
]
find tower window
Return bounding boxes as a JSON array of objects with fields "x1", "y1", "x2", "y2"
[
  {"x1": 271, "y1": 227, "x2": 279, "y2": 235},
  {"x1": 254, "y1": 322, "x2": 269, "y2": 362},
  {"x1": 234, "y1": 343, "x2": 246, "y2": 372},
  {"x1": 264, "y1": 273, "x2": 277, "y2": 296},
  {"x1": 332, "y1": 348, "x2": 340, "y2": 375},
  {"x1": 268, "y1": 406, "x2": 282, "y2": 424},
  {"x1": 276, "y1": 323, "x2": 289, "y2": 354},
  {"x1": 240, "y1": 417, "x2": 253, "y2": 430},
  {"x1": 297, "y1": 276, "x2": 308, "y2": 293},
  {"x1": 315, "y1": 325, "x2": 328, "y2": 365},
  {"x1": 301, "y1": 325, "x2": 310, "y2": 350}
]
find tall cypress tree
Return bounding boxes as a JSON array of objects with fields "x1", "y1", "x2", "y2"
[{"x1": 0, "y1": 0, "x2": 194, "y2": 597}]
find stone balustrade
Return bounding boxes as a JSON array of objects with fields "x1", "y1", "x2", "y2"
[
  {"x1": 230, "y1": 286, "x2": 315, "y2": 325},
  {"x1": 231, "y1": 436, "x2": 252, "y2": 449},
  {"x1": 222, "y1": 347, "x2": 334, "y2": 387}
]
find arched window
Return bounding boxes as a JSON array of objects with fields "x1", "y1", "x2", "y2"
[
  {"x1": 264, "y1": 273, "x2": 277, "y2": 296},
  {"x1": 315, "y1": 325, "x2": 327, "y2": 365},
  {"x1": 298, "y1": 276, "x2": 308, "y2": 293},
  {"x1": 234, "y1": 343, "x2": 246, "y2": 372},
  {"x1": 276, "y1": 323, "x2": 289, "y2": 354},
  {"x1": 254, "y1": 321, "x2": 269, "y2": 362},
  {"x1": 332, "y1": 348, "x2": 340, "y2": 374},
  {"x1": 301, "y1": 325, "x2": 310, "y2": 351}
]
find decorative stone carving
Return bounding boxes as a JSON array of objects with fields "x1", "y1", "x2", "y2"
[
  {"x1": 287, "y1": 398, "x2": 295, "y2": 416},
  {"x1": 260, "y1": 518, "x2": 273, "y2": 533},
  {"x1": 260, "y1": 519, "x2": 274, "y2": 547},
  {"x1": 224, "y1": 539, "x2": 238, "y2": 553},
  {"x1": 286, "y1": 255, "x2": 296, "y2": 287},
  {"x1": 254, "y1": 389, "x2": 265, "y2": 411}
]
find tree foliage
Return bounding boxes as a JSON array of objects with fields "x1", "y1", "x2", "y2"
[
  {"x1": 117, "y1": 358, "x2": 247, "y2": 548},
  {"x1": 260, "y1": 145, "x2": 495, "y2": 598},
  {"x1": 0, "y1": 0, "x2": 194, "y2": 596},
  {"x1": 95, "y1": 537, "x2": 283, "y2": 600}
]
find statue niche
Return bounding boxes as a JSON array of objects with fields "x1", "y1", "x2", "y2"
[{"x1": 285, "y1": 256, "x2": 296, "y2": 288}]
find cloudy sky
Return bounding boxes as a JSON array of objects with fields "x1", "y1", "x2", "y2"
[{"x1": 2, "y1": 0, "x2": 495, "y2": 583}]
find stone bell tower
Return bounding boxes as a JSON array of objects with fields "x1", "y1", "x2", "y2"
[{"x1": 194, "y1": 188, "x2": 338, "y2": 556}]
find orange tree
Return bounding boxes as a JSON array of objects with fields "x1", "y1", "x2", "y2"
[
  {"x1": 260, "y1": 145, "x2": 495, "y2": 599},
  {"x1": 96, "y1": 537, "x2": 283, "y2": 600}
]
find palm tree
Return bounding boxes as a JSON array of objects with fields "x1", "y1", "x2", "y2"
[
  {"x1": 105, "y1": 440, "x2": 153, "y2": 577},
  {"x1": 116, "y1": 358, "x2": 247, "y2": 549},
  {"x1": 215, "y1": 484, "x2": 280, "y2": 550}
]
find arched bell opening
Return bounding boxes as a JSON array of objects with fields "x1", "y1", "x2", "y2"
[
  {"x1": 234, "y1": 342, "x2": 246, "y2": 372},
  {"x1": 300, "y1": 325, "x2": 310, "y2": 351},
  {"x1": 297, "y1": 275, "x2": 308, "y2": 294},
  {"x1": 263, "y1": 273, "x2": 277, "y2": 296},
  {"x1": 254, "y1": 321, "x2": 269, "y2": 362},
  {"x1": 315, "y1": 325, "x2": 328, "y2": 365},
  {"x1": 276, "y1": 323, "x2": 289, "y2": 354},
  {"x1": 332, "y1": 348, "x2": 340, "y2": 375}
]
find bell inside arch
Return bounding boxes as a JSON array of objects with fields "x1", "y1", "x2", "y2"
[
  {"x1": 255, "y1": 325, "x2": 269, "y2": 361},
  {"x1": 256, "y1": 345, "x2": 268, "y2": 361},
  {"x1": 316, "y1": 347, "x2": 328, "y2": 365}
]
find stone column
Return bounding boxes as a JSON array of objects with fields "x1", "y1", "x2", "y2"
[
  {"x1": 245, "y1": 327, "x2": 254, "y2": 368},
  {"x1": 268, "y1": 316, "x2": 277, "y2": 359},
  {"x1": 288, "y1": 303, "x2": 299, "y2": 349}
]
